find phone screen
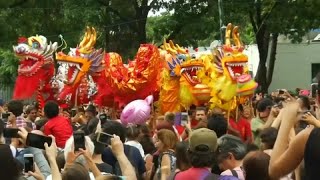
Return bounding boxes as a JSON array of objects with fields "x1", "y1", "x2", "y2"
[
  {"x1": 71, "y1": 109, "x2": 77, "y2": 117},
  {"x1": 3, "y1": 128, "x2": 20, "y2": 138},
  {"x1": 311, "y1": 83, "x2": 318, "y2": 98},
  {"x1": 26, "y1": 133, "x2": 52, "y2": 150},
  {"x1": 74, "y1": 132, "x2": 85, "y2": 151},
  {"x1": 97, "y1": 132, "x2": 112, "y2": 145},
  {"x1": 24, "y1": 155, "x2": 34, "y2": 173},
  {"x1": 181, "y1": 112, "x2": 188, "y2": 125},
  {"x1": 2, "y1": 113, "x2": 10, "y2": 119}
]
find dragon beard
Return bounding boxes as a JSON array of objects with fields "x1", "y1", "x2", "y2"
[{"x1": 13, "y1": 67, "x2": 54, "y2": 99}]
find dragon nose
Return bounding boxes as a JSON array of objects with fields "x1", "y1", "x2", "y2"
[{"x1": 17, "y1": 46, "x2": 26, "y2": 53}]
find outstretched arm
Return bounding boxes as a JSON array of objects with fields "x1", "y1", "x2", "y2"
[{"x1": 269, "y1": 103, "x2": 311, "y2": 179}]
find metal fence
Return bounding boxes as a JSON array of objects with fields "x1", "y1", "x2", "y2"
[
  {"x1": 0, "y1": 85, "x2": 14, "y2": 102},
  {"x1": 0, "y1": 84, "x2": 34, "y2": 104}
]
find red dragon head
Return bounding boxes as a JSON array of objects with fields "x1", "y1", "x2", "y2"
[
  {"x1": 55, "y1": 27, "x2": 103, "y2": 104},
  {"x1": 13, "y1": 35, "x2": 58, "y2": 99}
]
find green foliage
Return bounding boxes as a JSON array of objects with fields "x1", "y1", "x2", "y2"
[{"x1": 0, "y1": 48, "x2": 18, "y2": 85}]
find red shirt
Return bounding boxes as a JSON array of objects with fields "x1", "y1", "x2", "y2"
[
  {"x1": 175, "y1": 125, "x2": 185, "y2": 135},
  {"x1": 44, "y1": 116, "x2": 73, "y2": 148},
  {"x1": 228, "y1": 118, "x2": 252, "y2": 143},
  {"x1": 175, "y1": 167, "x2": 211, "y2": 180},
  {"x1": 190, "y1": 119, "x2": 199, "y2": 128}
]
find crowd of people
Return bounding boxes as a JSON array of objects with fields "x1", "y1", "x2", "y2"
[{"x1": 0, "y1": 89, "x2": 319, "y2": 180}]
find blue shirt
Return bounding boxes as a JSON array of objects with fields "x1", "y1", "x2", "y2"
[{"x1": 102, "y1": 144, "x2": 146, "y2": 176}]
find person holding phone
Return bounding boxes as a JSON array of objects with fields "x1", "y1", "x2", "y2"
[
  {"x1": 82, "y1": 104, "x2": 99, "y2": 135},
  {"x1": 43, "y1": 101, "x2": 72, "y2": 148}
]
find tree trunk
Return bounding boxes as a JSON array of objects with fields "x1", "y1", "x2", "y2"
[
  {"x1": 266, "y1": 33, "x2": 279, "y2": 87},
  {"x1": 137, "y1": 18, "x2": 147, "y2": 43},
  {"x1": 134, "y1": 0, "x2": 149, "y2": 44},
  {"x1": 254, "y1": 24, "x2": 270, "y2": 93}
]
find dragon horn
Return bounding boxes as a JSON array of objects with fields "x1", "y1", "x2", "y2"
[
  {"x1": 233, "y1": 26, "x2": 241, "y2": 48},
  {"x1": 82, "y1": 27, "x2": 97, "y2": 53},
  {"x1": 163, "y1": 39, "x2": 177, "y2": 54},
  {"x1": 86, "y1": 27, "x2": 96, "y2": 48},
  {"x1": 169, "y1": 40, "x2": 175, "y2": 49},
  {"x1": 225, "y1": 23, "x2": 232, "y2": 47},
  {"x1": 176, "y1": 44, "x2": 187, "y2": 54},
  {"x1": 163, "y1": 38, "x2": 170, "y2": 50},
  {"x1": 79, "y1": 26, "x2": 90, "y2": 48}
]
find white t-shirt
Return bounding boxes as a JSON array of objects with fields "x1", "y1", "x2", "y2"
[
  {"x1": 46, "y1": 172, "x2": 122, "y2": 180},
  {"x1": 125, "y1": 140, "x2": 145, "y2": 157},
  {"x1": 46, "y1": 172, "x2": 95, "y2": 180}
]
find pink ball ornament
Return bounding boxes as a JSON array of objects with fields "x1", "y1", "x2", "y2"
[{"x1": 120, "y1": 95, "x2": 153, "y2": 126}]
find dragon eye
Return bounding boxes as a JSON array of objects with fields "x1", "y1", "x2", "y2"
[
  {"x1": 177, "y1": 54, "x2": 186, "y2": 62},
  {"x1": 225, "y1": 52, "x2": 232, "y2": 56},
  {"x1": 32, "y1": 41, "x2": 40, "y2": 49}
]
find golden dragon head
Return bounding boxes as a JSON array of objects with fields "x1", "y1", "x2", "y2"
[
  {"x1": 55, "y1": 27, "x2": 104, "y2": 87},
  {"x1": 162, "y1": 39, "x2": 205, "y2": 86},
  {"x1": 215, "y1": 23, "x2": 249, "y2": 82}
]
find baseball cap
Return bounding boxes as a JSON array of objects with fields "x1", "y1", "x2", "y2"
[{"x1": 189, "y1": 128, "x2": 218, "y2": 153}]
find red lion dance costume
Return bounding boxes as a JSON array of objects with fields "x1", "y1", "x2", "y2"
[{"x1": 13, "y1": 35, "x2": 58, "y2": 108}]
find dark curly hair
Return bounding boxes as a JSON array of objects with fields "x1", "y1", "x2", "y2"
[
  {"x1": 44, "y1": 101, "x2": 59, "y2": 119},
  {"x1": 260, "y1": 127, "x2": 278, "y2": 149},
  {"x1": 187, "y1": 150, "x2": 215, "y2": 168},
  {"x1": 7, "y1": 100, "x2": 24, "y2": 117},
  {"x1": 102, "y1": 121, "x2": 126, "y2": 143}
]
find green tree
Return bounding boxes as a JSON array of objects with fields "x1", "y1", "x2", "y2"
[
  {"x1": 223, "y1": 0, "x2": 320, "y2": 92},
  {"x1": 147, "y1": 0, "x2": 217, "y2": 48}
]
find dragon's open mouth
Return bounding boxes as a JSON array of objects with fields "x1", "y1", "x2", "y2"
[
  {"x1": 18, "y1": 54, "x2": 43, "y2": 75},
  {"x1": 180, "y1": 66, "x2": 203, "y2": 85},
  {"x1": 57, "y1": 61, "x2": 82, "y2": 85},
  {"x1": 225, "y1": 62, "x2": 247, "y2": 80}
]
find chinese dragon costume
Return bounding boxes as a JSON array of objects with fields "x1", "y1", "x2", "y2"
[
  {"x1": 12, "y1": 35, "x2": 58, "y2": 108},
  {"x1": 158, "y1": 40, "x2": 211, "y2": 113},
  {"x1": 197, "y1": 23, "x2": 258, "y2": 110},
  {"x1": 55, "y1": 27, "x2": 161, "y2": 107}
]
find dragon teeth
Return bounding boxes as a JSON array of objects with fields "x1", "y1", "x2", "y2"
[{"x1": 226, "y1": 62, "x2": 246, "y2": 67}]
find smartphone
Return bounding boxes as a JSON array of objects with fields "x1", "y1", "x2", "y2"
[
  {"x1": 2, "y1": 113, "x2": 10, "y2": 119},
  {"x1": 311, "y1": 83, "x2": 318, "y2": 98},
  {"x1": 174, "y1": 113, "x2": 182, "y2": 125},
  {"x1": 97, "y1": 132, "x2": 113, "y2": 145},
  {"x1": 26, "y1": 133, "x2": 52, "y2": 150},
  {"x1": 3, "y1": 128, "x2": 20, "y2": 138},
  {"x1": 71, "y1": 109, "x2": 77, "y2": 117},
  {"x1": 74, "y1": 131, "x2": 86, "y2": 151},
  {"x1": 24, "y1": 154, "x2": 34, "y2": 173},
  {"x1": 181, "y1": 112, "x2": 188, "y2": 125}
]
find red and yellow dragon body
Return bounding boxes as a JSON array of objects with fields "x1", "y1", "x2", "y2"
[{"x1": 56, "y1": 27, "x2": 161, "y2": 107}]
